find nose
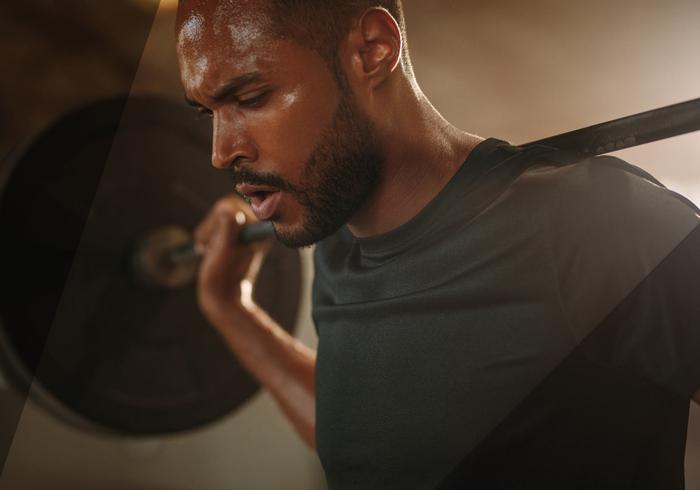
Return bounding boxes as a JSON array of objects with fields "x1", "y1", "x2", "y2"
[{"x1": 211, "y1": 112, "x2": 258, "y2": 169}]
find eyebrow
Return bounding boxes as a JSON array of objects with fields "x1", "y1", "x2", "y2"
[{"x1": 184, "y1": 71, "x2": 263, "y2": 107}]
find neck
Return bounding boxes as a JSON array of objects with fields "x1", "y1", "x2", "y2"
[{"x1": 347, "y1": 86, "x2": 483, "y2": 238}]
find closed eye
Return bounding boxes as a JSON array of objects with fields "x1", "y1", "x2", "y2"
[{"x1": 238, "y1": 91, "x2": 270, "y2": 108}]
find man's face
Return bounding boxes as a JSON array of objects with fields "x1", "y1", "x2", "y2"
[{"x1": 176, "y1": 1, "x2": 383, "y2": 247}]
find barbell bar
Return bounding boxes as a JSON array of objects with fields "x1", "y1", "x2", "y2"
[{"x1": 149, "y1": 96, "x2": 700, "y2": 278}]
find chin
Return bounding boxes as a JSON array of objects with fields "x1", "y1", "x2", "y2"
[
  {"x1": 272, "y1": 216, "x2": 331, "y2": 249},
  {"x1": 269, "y1": 220, "x2": 310, "y2": 249}
]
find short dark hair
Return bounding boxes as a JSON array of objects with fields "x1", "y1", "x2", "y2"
[
  {"x1": 268, "y1": 1, "x2": 411, "y2": 74},
  {"x1": 177, "y1": 1, "x2": 411, "y2": 79}
]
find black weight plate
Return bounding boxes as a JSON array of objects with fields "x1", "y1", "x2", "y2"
[{"x1": 0, "y1": 95, "x2": 302, "y2": 435}]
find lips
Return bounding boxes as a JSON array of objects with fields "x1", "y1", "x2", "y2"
[{"x1": 236, "y1": 183, "x2": 282, "y2": 221}]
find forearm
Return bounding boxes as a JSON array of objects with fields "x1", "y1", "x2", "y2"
[{"x1": 213, "y1": 304, "x2": 317, "y2": 449}]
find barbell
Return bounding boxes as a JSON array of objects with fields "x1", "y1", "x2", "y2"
[
  {"x1": 0, "y1": 94, "x2": 698, "y2": 436},
  {"x1": 0, "y1": 95, "x2": 302, "y2": 435}
]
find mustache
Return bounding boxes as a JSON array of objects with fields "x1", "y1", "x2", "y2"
[{"x1": 229, "y1": 167, "x2": 295, "y2": 194}]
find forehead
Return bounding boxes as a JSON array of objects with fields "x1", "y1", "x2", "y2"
[
  {"x1": 176, "y1": 0, "x2": 275, "y2": 54},
  {"x1": 176, "y1": 0, "x2": 286, "y2": 94}
]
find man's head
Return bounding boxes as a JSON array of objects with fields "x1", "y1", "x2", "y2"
[{"x1": 176, "y1": 0, "x2": 412, "y2": 247}]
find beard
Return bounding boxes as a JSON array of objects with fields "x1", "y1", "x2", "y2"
[{"x1": 230, "y1": 86, "x2": 383, "y2": 248}]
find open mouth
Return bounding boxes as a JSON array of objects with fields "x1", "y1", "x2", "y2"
[
  {"x1": 247, "y1": 190, "x2": 272, "y2": 204},
  {"x1": 236, "y1": 184, "x2": 282, "y2": 221}
]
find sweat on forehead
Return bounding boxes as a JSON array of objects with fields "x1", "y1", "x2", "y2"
[{"x1": 177, "y1": 0, "x2": 278, "y2": 48}]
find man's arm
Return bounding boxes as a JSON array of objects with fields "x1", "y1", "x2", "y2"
[
  {"x1": 195, "y1": 196, "x2": 317, "y2": 448},
  {"x1": 213, "y1": 303, "x2": 317, "y2": 447}
]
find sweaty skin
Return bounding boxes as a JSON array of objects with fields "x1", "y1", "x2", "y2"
[{"x1": 175, "y1": 1, "x2": 700, "y2": 449}]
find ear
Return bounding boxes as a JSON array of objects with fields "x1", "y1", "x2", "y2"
[{"x1": 345, "y1": 7, "x2": 403, "y2": 90}]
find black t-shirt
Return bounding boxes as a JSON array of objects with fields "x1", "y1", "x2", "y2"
[{"x1": 312, "y1": 138, "x2": 700, "y2": 489}]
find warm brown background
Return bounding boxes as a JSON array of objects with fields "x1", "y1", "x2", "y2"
[{"x1": 0, "y1": 0, "x2": 698, "y2": 488}]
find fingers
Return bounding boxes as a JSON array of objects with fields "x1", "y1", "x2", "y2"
[
  {"x1": 194, "y1": 194, "x2": 272, "y2": 313},
  {"x1": 198, "y1": 213, "x2": 238, "y2": 287},
  {"x1": 194, "y1": 194, "x2": 257, "y2": 251},
  {"x1": 195, "y1": 198, "x2": 269, "y2": 322},
  {"x1": 209, "y1": 214, "x2": 234, "y2": 262}
]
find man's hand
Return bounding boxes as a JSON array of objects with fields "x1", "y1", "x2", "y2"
[
  {"x1": 194, "y1": 194, "x2": 270, "y2": 327},
  {"x1": 192, "y1": 195, "x2": 317, "y2": 448}
]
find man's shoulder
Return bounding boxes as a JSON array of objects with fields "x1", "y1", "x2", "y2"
[
  {"x1": 313, "y1": 150, "x2": 699, "y2": 277},
  {"x1": 515, "y1": 153, "x2": 662, "y2": 200},
  {"x1": 512, "y1": 152, "x2": 697, "y2": 228}
]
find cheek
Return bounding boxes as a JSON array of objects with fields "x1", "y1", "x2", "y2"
[{"x1": 250, "y1": 86, "x2": 337, "y2": 178}]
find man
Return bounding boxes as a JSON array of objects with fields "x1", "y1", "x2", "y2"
[{"x1": 176, "y1": 1, "x2": 700, "y2": 488}]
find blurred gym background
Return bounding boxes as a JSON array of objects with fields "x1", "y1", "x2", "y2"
[{"x1": 0, "y1": 0, "x2": 698, "y2": 488}]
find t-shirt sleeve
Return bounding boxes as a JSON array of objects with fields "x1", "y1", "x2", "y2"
[{"x1": 547, "y1": 155, "x2": 700, "y2": 398}]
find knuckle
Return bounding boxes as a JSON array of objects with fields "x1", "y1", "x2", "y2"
[
  {"x1": 215, "y1": 196, "x2": 246, "y2": 218},
  {"x1": 214, "y1": 199, "x2": 234, "y2": 215}
]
